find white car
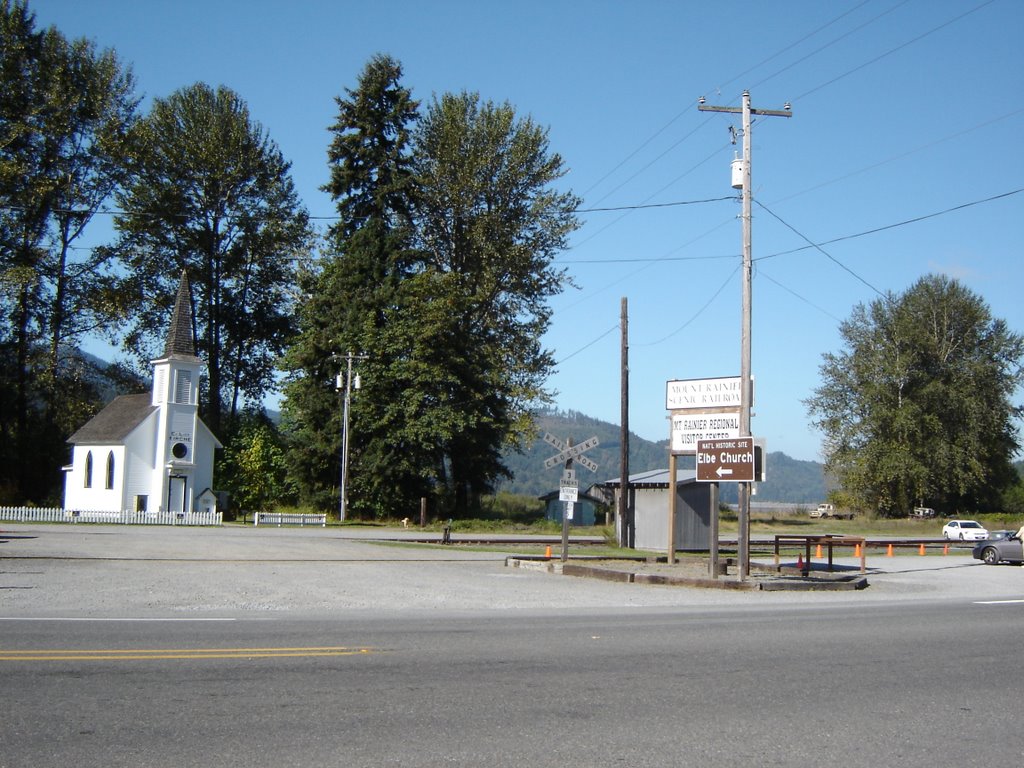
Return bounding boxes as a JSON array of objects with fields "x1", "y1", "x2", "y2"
[{"x1": 942, "y1": 519, "x2": 989, "y2": 541}]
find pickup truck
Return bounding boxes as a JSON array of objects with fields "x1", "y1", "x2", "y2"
[{"x1": 809, "y1": 503, "x2": 853, "y2": 520}]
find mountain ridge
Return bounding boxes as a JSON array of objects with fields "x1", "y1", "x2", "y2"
[{"x1": 499, "y1": 409, "x2": 828, "y2": 504}]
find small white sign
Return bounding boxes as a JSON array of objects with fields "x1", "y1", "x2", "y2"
[{"x1": 559, "y1": 483, "x2": 579, "y2": 502}]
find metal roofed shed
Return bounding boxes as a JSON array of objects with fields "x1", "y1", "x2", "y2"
[
  {"x1": 592, "y1": 468, "x2": 713, "y2": 553},
  {"x1": 538, "y1": 489, "x2": 605, "y2": 527}
]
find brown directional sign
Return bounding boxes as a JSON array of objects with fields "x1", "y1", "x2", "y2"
[{"x1": 696, "y1": 437, "x2": 755, "y2": 482}]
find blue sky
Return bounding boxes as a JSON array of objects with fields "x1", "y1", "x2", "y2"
[{"x1": 29, "y1": 0, "x2": 1024, "y2": 462}]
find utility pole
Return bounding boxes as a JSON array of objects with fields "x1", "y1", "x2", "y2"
[
  {"x1": 699, "y1": 91, "x2": 790, "y2": 579},
  {"x1": 619, "y1": 297, "x2": 631, "y2": 547},
  {"x1": 336, "y1": 351, "x2": 368, "y2": 522}
]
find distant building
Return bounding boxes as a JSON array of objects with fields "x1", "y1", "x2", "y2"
[
  {"x1": 539, "y1": 489, "x2": 605, "y2": 526},
  {"x1": 62, "y1": 272, "x2": 221, "y2": 515},
  {"x1": 592, "y1": 468, "x2": 712, "y2": 552}
]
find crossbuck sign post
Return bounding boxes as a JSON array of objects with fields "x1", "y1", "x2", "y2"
[{"x1": 543, "y1": 433, "x2": 599, "y2": 562}]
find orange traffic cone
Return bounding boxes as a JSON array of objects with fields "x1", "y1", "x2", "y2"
[
  {"x1": 919, "y1": 543, "x2": 926, "y2": 556},
  {"x1": 545, "y1": 545, "x2": 552, "y2": 559},
  {"x1": 943, "y1": 544, "x2": 949, "y2": 555},
  {"x1": 815, "y1": 544, "x2": 823, "y2": 558},
  {"x1": 854, "y1": 543, "x2": 861, "y2": 557},
  {"x1": 887, "y1": 543, "x2": 894, "y2": 557}
]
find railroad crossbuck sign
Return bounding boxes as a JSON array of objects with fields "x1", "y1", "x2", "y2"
[
  {"x1": 544, "y1": 433, "x2": 599, "y2": 552},
  {"x1": 696, "y1": 437, "x2": 756, "y2": 482},
  {"x1": 543, "y1": 434, "x2": 599, "y2": 472}
]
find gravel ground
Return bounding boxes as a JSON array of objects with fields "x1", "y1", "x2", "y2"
[{"x1": 2, "y1": 523, "x2": 1022, "y2": 618}]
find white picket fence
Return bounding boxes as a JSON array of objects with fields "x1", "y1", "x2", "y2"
[
  {"x1": 253, "y1": 511, "x2": 326, "y2": 527},
  {"x1": 0, "y1": 506, "x2": 222, "y2": 526}
]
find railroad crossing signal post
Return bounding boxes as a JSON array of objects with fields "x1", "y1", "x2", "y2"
[{"x1": 543, "y1": 433, "x2": 599, "y2": 562}]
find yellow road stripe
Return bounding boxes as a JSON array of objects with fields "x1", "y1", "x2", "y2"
[{"x1": 0, "y1": 646, "x2": 378, "y2": 661}]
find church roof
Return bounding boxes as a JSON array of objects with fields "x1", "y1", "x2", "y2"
[
  {"x1": 66, "y1": 393, "x2": 156, "y2": 445},
  {"x1": 163, "y1": 270, "x2": 201, "y2": 361}
]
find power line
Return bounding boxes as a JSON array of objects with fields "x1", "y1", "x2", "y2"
[
  {"x1": 560, "y1": 252, "x2": 736, "y2": 265},
  {"x1": 794, "y1": 0, "x2": 998, "y2": 102},
  {"x1": 757, "y1": 269, "x2": 844, "y2": 324},
  {"x1": 755, "y1": 200, "x2": 885, "y2": 297},
  {"x1": 580, "y1": 2, "x2": 878, "y2": 206},
  {"x1": 575, "y1": 195, "x2": 735, "y2": 213},
  {"x1": 557, "y1": 188, "x2": 1021, "y2": 265},
  {"x1": 568, "y1": 143, "x2": 734, "y2": 251},
  {"x1": 555, "y1": 323, "x2": 620, "y2": 365},
  {"x1": 5, "y1": 193, "x2": 736, "y2": 223},
  {"x1": 633, "y1": 265, "x2": 740, "y2": 347},
  {"x1": 750, "y1": 0, "x2": 913, "y2": 94},
  {"x1": 770, "y1": 109, "x2": 1024, "y2": 206},
  {"x1": 756, "y1": 188, "x2": 1024, "y2": 262}
]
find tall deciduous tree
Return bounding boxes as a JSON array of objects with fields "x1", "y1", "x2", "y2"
[
  {"x1": 1, "y1": 0, "x2": 139, "y2": 502},
  {"x1": 807, "y1": 274, "x2": 1024, "y2": 515},
  {"x1": 110, "y1": 83, "x2": 313, "y2": 437},
  {"x1": 408, "y1": 91, "x2": 580, "y2": 517}
]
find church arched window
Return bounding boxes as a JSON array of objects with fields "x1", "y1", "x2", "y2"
[
  {"x1": 84, "y1": 451, "x2": 93, "y2": 488},
  {"x1": 105, "y1": 452, "x2": 115, "y2": 490}
]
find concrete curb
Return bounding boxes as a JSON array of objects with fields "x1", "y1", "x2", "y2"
[{"x1": 509, "y1": 558, "x2": 870, "y2": 592}]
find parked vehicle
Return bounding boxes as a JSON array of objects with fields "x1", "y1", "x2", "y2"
[
  {"x1": 809, "y1": 504, "x2": 853, "y2": 520},
  {"x1": 984, "y1": 529, "x2": 1015, "y2": 541},
  {"x1": 972, "y1": 532, "x2": 1024, "y2": 565},
  {"x1": 909, "y1": 507, "x2": 936, "y2": 519},
  {"x1": 941, "y1": 519, "x2": 989, "y2": 541}
]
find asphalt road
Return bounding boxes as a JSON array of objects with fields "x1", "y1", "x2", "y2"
[{"x1": 2, "y1": 524, "x2": 1024, "y2": 767}]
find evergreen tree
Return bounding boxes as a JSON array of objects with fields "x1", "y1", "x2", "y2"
[
  {"x1": 283, "y1": 64, "x2": 581, "y2": 520},
  {"x1": 281, "y1": 54, "x2": 420, "y2": 512},
  {"x1": 807, "y1": 274, "x2": 1024, "y2": 515}
]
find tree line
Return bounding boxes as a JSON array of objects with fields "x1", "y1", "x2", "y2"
[
  {"x1": 3, "y1": 1, "x2": 1021, "y2": 519},
  {"x1": 1, "y1": 2, "x2": 578, "y2": 518}
]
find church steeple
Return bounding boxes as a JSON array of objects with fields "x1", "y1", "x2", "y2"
[{"x1": 164, "y1": 270, "x2": 199, "y2": 360}]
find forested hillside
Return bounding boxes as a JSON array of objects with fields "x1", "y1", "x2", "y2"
[
  {"x1": 498, "y1": 410, "x2": 667, "y2": 496},
  {"x1": 499, "y1": 409, "x2": 828, "y2": 503}
]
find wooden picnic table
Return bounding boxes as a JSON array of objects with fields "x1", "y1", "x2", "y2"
[{"x1": 773, "y1": 533, "x2": 867, "y2": 574}]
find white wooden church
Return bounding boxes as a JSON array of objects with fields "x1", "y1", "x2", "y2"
[{"x1": 63, "y1": 272, "x2": 221, "y2": 516}]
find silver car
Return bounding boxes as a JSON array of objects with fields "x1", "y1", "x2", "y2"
[{"x1": 972, "y1": 531, "x2": 1024, "y2": 565}]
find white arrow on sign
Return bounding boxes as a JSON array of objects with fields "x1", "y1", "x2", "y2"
[{"x1": 716, "y1": 466, "x2": 733, "y2": 478}]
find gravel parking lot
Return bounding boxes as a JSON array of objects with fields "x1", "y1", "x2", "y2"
[{"x1": 2, "y1": 523, "x2": 1022, "y2": 618}]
